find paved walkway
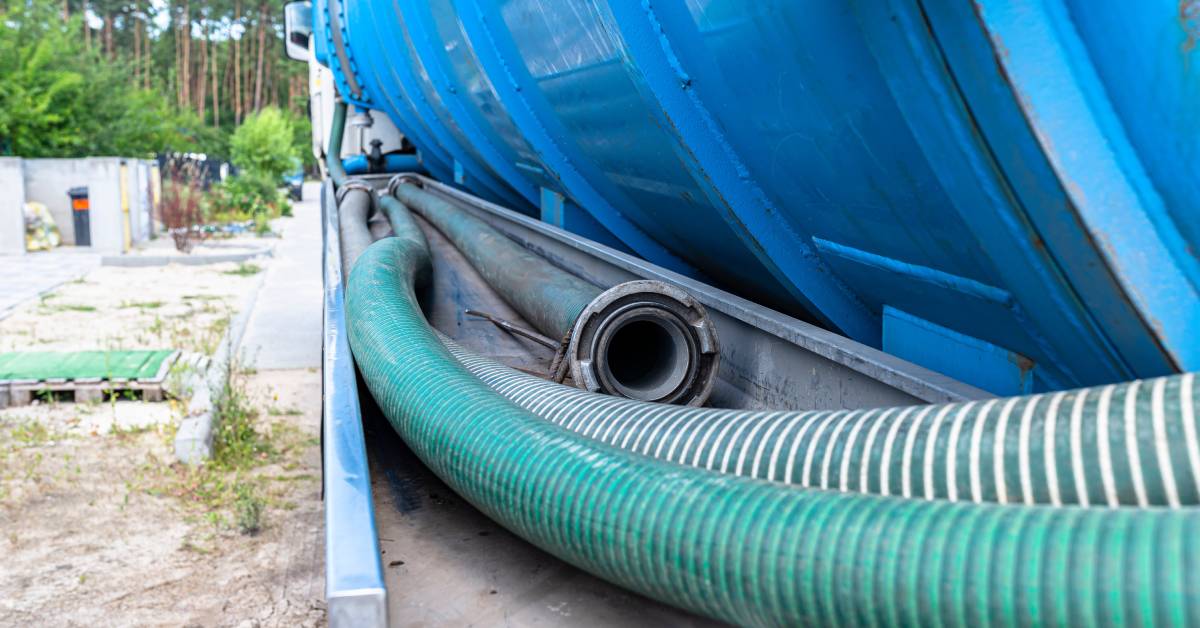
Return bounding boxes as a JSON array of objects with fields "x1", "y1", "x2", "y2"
[
  {"x1": 0, "y1": 248, "x2": 101, "y2": 319},
  {"x1": 237, "y1": 182, "x2": 323, "y2": 370}
]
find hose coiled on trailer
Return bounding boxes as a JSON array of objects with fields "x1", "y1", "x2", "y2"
[
  {"x1": 345, "y1": 200, "x2": 1200, "y2": 626},
  {"x1": 443, "y1": 341, "x2": 1200, "y2": 508},
  {"x1": 389, "y1": 182, "x2": 720, "y2": 405}
]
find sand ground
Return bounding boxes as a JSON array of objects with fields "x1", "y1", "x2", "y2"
[{"x1": 0, "y1": 211, "x2": 325, "y2": 626}]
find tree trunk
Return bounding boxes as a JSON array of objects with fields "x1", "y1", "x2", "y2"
[
  {"x1": 181, "y1": 0, "x2": 191, "y2": 110},
  {"x1": 82, "y1": 2, "x2": 90, "y2": 50},
  {"x1": 62, "y1": 0, "x2": 69, "y2": 21},
  {"x1": 253, "y1": 1, "x2": 266, "y2": 111},
  {"x1": 174, "y1": 7, "x2": 183, "y2": 106},
  {"x1": 212, "y1": 36, "x2": 220, "y2": 129},
  {"x1": 133, "y1": 17, "x2": 141, "y2": 84},
  {"x1": 196, "y1": 30, "x2": 208, "y2": 121},
  {"x1": 233, "y1": 0, "x2": 242, "y2": 123},
  {"x1": 103, "y1": 13, "x2": 113, "y2": 59}
]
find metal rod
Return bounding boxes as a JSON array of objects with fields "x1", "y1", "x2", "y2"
[{"x1": 464, "y1": 309, "x2": 560, "y2": 350}]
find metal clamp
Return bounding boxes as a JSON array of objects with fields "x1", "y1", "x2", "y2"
[
  {"x1": 335, "y1": 178, "x2": 375, "y2": 205},
  {"x1": 386, "y1": 173, "x2": 423, "y2": 197}
]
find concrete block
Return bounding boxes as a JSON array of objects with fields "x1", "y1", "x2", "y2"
[
  {"x1": 175, "y1": 412, "x2": 215, "y2": 464},
  {"x1": 75, "y1": 387, "x2": 103, "y2": 404},
  {"x1": 0, "y1": 157, "x2": 26, "y2": 255}
]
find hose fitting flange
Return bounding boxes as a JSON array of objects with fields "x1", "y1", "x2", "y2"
[
  {"x1": 567, "y1": 280, "x2": 719, "y2": 406},
  {"x1": 335, "y1": 178, "x2": 375, "y2": 204}
]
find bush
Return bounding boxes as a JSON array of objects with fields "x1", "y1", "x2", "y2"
[
  {"x1": 207, "y1": 171, "x2": 289, "y2": 220},
  {"x1": 214, "y1": 107, "x2": 301, "y2": 223},
  {"x1": 229, "y1": 107, "x2": 296, "y2": 181}
]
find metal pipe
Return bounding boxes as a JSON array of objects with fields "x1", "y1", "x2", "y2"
[
  {"x1": 327, "y1": 101, "x2": 350, "y2": 187},
  {"x1": 389, "y1": 180, "x2": 719, "y2": 406},
  {"x1": 344, "y1": 199, "x2": 1200, "y2": 625}
]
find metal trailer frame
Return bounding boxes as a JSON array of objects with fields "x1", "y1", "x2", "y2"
[{"x1": 320, "y1": 174, "x2": 989, "y2": 626}]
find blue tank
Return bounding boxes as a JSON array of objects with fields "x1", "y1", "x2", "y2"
[{"x1": 312, "y1": 0, "x2": 1200, "y2": 393}]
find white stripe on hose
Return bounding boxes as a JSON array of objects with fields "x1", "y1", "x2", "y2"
[
  {"x1": 1097, "y1": 384, "x2": 1119, "y2": 507},
  {"x1": 765, "y1": 412, "x2": 814, "y2": 482},
  {"x1": 656, "y1": 407, "x2": 708, "y2": 460},
  {"x1": 839, "y1": 408, "x2": 881, "y2": 492},
  {"x1": 694, "y1": 411, "x2": 740, "y2": 468},
  {"x1": 783, "y1": 411, "x2": 831, "y2": 484},
  {"x1": 616, "y1": 404, "x2": 664, "y2": 448},
  {"x1": 562, "y1": 393, "x2": 609, "y2": 432},
  {"x1": 1124, "y1": 380, "x2": 1149, "y2": 507},
  {"x1": 922, "y1": 404, "x2": 955, "y2": 500},
  {"x1": 639, "y1": 406, "x2": 687, "y2": 455},
  {"x1": 584, "y1": 397, "x2": 632, "y2": 442},
  {"x1": 1182, "y1": 374, "x2": 1200, "y2": 498},
  {"x1": 749, "y1": 412, "x2": 796, "y2": 480},
  {"x1": 719, "y1": 414, "x2": 759, "y2": 474},
  {"x1": 675, "y1": 411, "x2": 727, "y2": 468},
  {"x1": 625, "y1": 404, "x2": 673, "y2": 450},
  {"x1": 861, "y1": 407, "x2": 906, "y2": 493},
  {"x1": 734, "y1": 412, "x2": 784, "y2": 476},
  {"x1": 705, "y1": 410, "x2": 748, "y2": 470},
  {"x1": 1069, "y1": 389, "x2": 1091, "y2": 507},
  {"x1": 581, "y1": 397, "x2": 632, "y2": 440},
  {"x1": 1042, "y1": 392, "x2": 1066, "y2": 506},
  {"x1": 879, "y1": 406, "x2": 918, "y2": 497},
  {"x1": 945, "y1": 402, "x2": 976, "y2": 502},
  {"x1": 993, "y1": 397, "x2": 1019, "y2": 504},
  {"x1": 1017, "y1": 394, "x2": 1042, "y2": 505},
  {"x1": 800, "y1": 411, "x2": 845, "y2": 487},
  {"x1": 900, "y1": 405, "x2": 935, "y2": 498},
  {"x1": 1151, "y1": 377, "x2": 1180, "y2": 508},
  {"x1": 820, "y1": 411, "x2": 859, "y2": 490}
]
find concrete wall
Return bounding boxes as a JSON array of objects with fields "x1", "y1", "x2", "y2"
[
  {"x1": 0, "y1": 157, "x2": 26, "y2": 255},
  {"x1": 23, "y1": 158, "x2": 92, "y2": 245},
  {"x1": 19, "y1": 157, "x2": 158, "y2": 254}
]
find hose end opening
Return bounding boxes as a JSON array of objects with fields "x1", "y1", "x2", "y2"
[{"x1": 568, "y1": 280, "x2": 719, "y2": 406}]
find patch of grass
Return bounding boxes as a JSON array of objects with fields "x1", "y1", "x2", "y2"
[
  {"x1": 119, "y1": 300, "x2": 165, "y2": 310},
  {"x1": 212, "y1": 373, "x2": 274, "y2": 467},
  {"x1": 38, "y1": 302, "x2": 97, "y2": 314},
  {"x1": 223, "y1": 262, "x2": 262, "y2": 277},
  {"x1": 266, "y1": 405, "x2": 302, "y2": 416},
  {"x1": 8, "y1": 420, "x2": 65, "y2": 446}
]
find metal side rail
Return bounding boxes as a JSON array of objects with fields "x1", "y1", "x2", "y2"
[
  {"x1": 391, "y1": 174, "x2": 989, "y2": 410},
  {"x1": 321, "y1": 179, "x2": 387, "y2": 626}
]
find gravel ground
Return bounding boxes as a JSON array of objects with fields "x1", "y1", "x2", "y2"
[{"x1": 0, "y1": 232, "x2": 325, "y2": 626}]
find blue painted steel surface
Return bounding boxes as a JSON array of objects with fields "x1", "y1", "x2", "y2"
[
  {"x1": 321, "y1": 181, "x2": 387, "y2": 625},
  {"x1": 883, "y1": 306, "x2": 1036, "y2": 396},
  {"x1": 312, "y1": 0, "x2": 1200, "y2": 390}
]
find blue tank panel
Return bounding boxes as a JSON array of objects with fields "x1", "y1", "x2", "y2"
[{"x1": 312, "y1": 0, "x2": 1200, "y2": 390}]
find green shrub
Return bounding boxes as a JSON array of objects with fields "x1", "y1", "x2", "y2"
[{"x1": 229, "y1": 107, "x2": 296, "y2": 182}]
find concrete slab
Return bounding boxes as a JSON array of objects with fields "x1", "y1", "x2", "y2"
[
  {"x1": 0, "y1": 248, "x2": 101, "y2": 319},
  {"x1": 237, "y1": 182, "x2": 323, "y2": 370}
]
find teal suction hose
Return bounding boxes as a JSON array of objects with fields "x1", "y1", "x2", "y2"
[
  {"x1": 345, "y1": 201, "x2": 1199, "y2": 626},
  {"x1": 444, "y1": 341, "x2": 1200, "y2": 508}
]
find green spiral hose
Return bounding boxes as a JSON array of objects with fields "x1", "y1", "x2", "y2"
[
  {"x1": 443, "y1": 340, "x2": 1200, "y2": 508},
  {"x1": 345, "y1": 203, "x2": 1199, "y2": 626}
]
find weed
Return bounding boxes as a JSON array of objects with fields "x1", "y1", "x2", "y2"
[
  {"x1": 38, "y1": 303, "x2": 97, "y2": 314},
  {"x1": 234, "y1": 482, "x2": 264, "y2": 535},
  {"x1": 266, "y1": 406, "x2": 302, "y2": 416},
  {"x1": 223, "y1": 263, "x2": 262, "y2": 277},
  {"x1": 213, "y1": 373, "x2": 273, "y2": 467},
  {"x1": 119, "y1": 300, "x2": 165, "y2": 310}
]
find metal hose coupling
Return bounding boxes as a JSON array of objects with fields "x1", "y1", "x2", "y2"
[
  {"x1": 387, "y1": 179, "x2": 719, "y2": 406},
  {"x1": 565, "y1": 280, "x2": 718, "y2": 406}
]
